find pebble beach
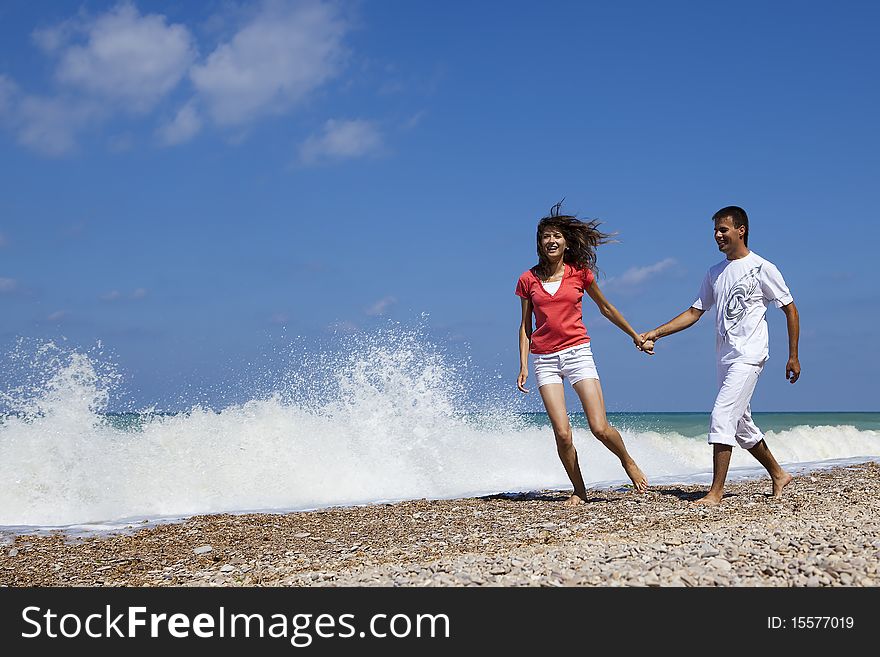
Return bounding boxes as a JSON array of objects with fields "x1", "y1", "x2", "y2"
[{"x1": 2, "y1": 461, "x2": 878, "y2": 587}]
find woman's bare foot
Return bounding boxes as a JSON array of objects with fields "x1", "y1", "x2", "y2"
[
  {"x1": 771, "y1": 471, "x2": 793, "y2": 498},
  {"x1": 623, "y1": 461, "x2": 649, "y2": 492},
  {"x1": 563, "y1": 492, "x2": 587, "y2": 506}
]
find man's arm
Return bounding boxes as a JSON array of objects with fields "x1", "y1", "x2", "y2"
[
  {"x1": 781, "y1": 301, "x2": 800, "y2": 383},
  {"x1": 642, "y1": 307, "x2": 705, "y2": 343}
]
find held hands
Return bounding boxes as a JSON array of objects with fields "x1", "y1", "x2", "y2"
[
  {"x1": 517, "y1": 369, "x2": 530, "y2": 393},
  {"x1": 634, "y1": 332, "x2": 655, "y2": 355}
]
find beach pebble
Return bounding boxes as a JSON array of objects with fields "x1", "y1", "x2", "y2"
[
  {"x1": 707, "y1": 558, "x2": 732, "y2": 572},
  {"x1": 3, "y1": 462, "x2": 879, "y2": 588}
]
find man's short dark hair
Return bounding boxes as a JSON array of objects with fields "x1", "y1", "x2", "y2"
[{"x1": 713, "y1": 205, "x2": 749, "y2": 247}]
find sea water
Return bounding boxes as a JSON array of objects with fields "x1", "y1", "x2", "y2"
[{"x1": 1, "y1": 334, "x2": 878, "y2": 535}]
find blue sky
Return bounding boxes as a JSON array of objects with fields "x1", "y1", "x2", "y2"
[{"x1": 1, "y1": 0, "x2": 878, "y2": 413}]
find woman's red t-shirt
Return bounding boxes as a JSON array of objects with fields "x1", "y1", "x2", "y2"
[{"x1": 515, "y1": 264, "x2": 595, "y2": 354}]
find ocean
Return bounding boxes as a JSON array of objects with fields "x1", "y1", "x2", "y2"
[{"x1": 1, "y1": 335, "x2": 878, "y2": 535}]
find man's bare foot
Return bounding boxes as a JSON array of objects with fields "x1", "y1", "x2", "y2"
[
  {"x1": 771, "y1": 471, "x2": 793, "y2": 498},
  {"x1": 563, "y1": 492, "x2": 587, "y2": 506},
  {"x1": 623, "y1": 461, "x2": 649, "y2": 492},
  {"x1": 692, "y1": 494, "x2": 723, "y2": 506}
]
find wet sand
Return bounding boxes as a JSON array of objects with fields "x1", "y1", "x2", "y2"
[{"x1": 2, "y1": 461, "x2": 878, "y2": 587}]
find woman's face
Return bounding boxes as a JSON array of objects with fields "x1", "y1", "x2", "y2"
[{"x1": 540, "y1": 228, "x2": 566, "y2": 259}]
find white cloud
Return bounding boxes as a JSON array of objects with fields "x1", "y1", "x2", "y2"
[
  {"x1": 0, "y1": 74, "x2": 18, "y2": 115},
  {"x1": 14, "y1": 94, "x2": 103, "y2": 156},
  {"x1": 32, "y1": 20, "x2": 76, "y2": 53},
  {"x1": 603, "y1": 258, "x2": 678, "y2": 292},
  {"x1": 0, "y1": 277, "x2": 17, "y2": 293},
  {"x1": 47, "y1": 310, "x2": 68, "y2": 322},
  {"x1": 61, "y1": 220, "x2": 88, "y2": 239},
  {"x1": 299, "y1": 118, "x2": 382, "y2": 165},
  {"x1": 3, "y1": 3, "x2": 194, "y2": 155},
  {"x1": 403, "y1": 110, "x2": 426, "y2": 131},
  {"x1": 4, "y1": 1, "x2": 363, "y2": 155},
  {"x1": 101, "y1": 288, "x2": 148, "y2": 301},
  {"x1": 157, "y1": 102, "x2": 202, "y2": 145},
  {"x1": 365, "y1": 295, "x2": 396, "y2": 316},
  {"x1": 191, "y1": 0, "x2": 349, "y2": 125},
  {"x1": 107, "y1": 132, "x2": 135, "y2": 152},
  {"x1": 54, "y1": 2, "x2": 196, "y2": 112}
]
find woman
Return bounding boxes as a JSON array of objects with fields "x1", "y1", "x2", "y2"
[{"x1": 515, "y1": 202, "x2": 652, "y2": 505}]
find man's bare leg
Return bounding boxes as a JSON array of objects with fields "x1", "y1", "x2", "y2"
[
  {"x1": 694, "y1": 443, "x2": 733, "y2": 505},
  {"x1": 539, "y1": 383, "x2": 589, "y2": 505},
  {"x1": 748, "y1": 439, "x2": 793, "y2": 498}
]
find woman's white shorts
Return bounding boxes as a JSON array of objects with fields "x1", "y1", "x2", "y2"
[{"x1": 533, "y1": 343, "x2": 599, "y2": 388}]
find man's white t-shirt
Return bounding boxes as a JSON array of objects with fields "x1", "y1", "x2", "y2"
[{"x1": 692, "y1": 251, "x2": 794, "y2": 366}]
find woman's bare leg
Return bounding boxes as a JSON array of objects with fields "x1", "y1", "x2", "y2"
[
  {"x1": 538, "y1": 383, "x2": 589, "y2": 505},
  {"x1": 572, "y1": 378, "x2": 648, "y2": 492}
]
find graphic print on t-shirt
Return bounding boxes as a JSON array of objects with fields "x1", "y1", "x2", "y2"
[{"x1": 722, "y1": 264, "x2": 761, "y2": 339}]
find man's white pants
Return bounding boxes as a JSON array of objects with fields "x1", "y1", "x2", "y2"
[{"x1": 708, "y1": 362, "x2": 765, "y2": 449}]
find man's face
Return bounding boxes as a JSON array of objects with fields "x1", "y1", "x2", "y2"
[{"x1": 714, "y1": 216, "x2": 745, "y2": 255}]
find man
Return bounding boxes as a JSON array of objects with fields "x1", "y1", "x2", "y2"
[{"x1": 641, "y1": 206, "x2": 800, "y2": 505}]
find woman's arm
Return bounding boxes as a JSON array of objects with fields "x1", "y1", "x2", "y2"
[
  {"x1": 586, "y1": 280, "x2": 650, "y2": 352},
  {"x1": 517, "y1": 297, "x2": 533, "y2": 392}
]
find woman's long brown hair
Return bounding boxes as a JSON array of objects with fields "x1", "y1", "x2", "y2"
[{"x1": 534, "y1": 200, "x2": 616, "y2": 279}]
